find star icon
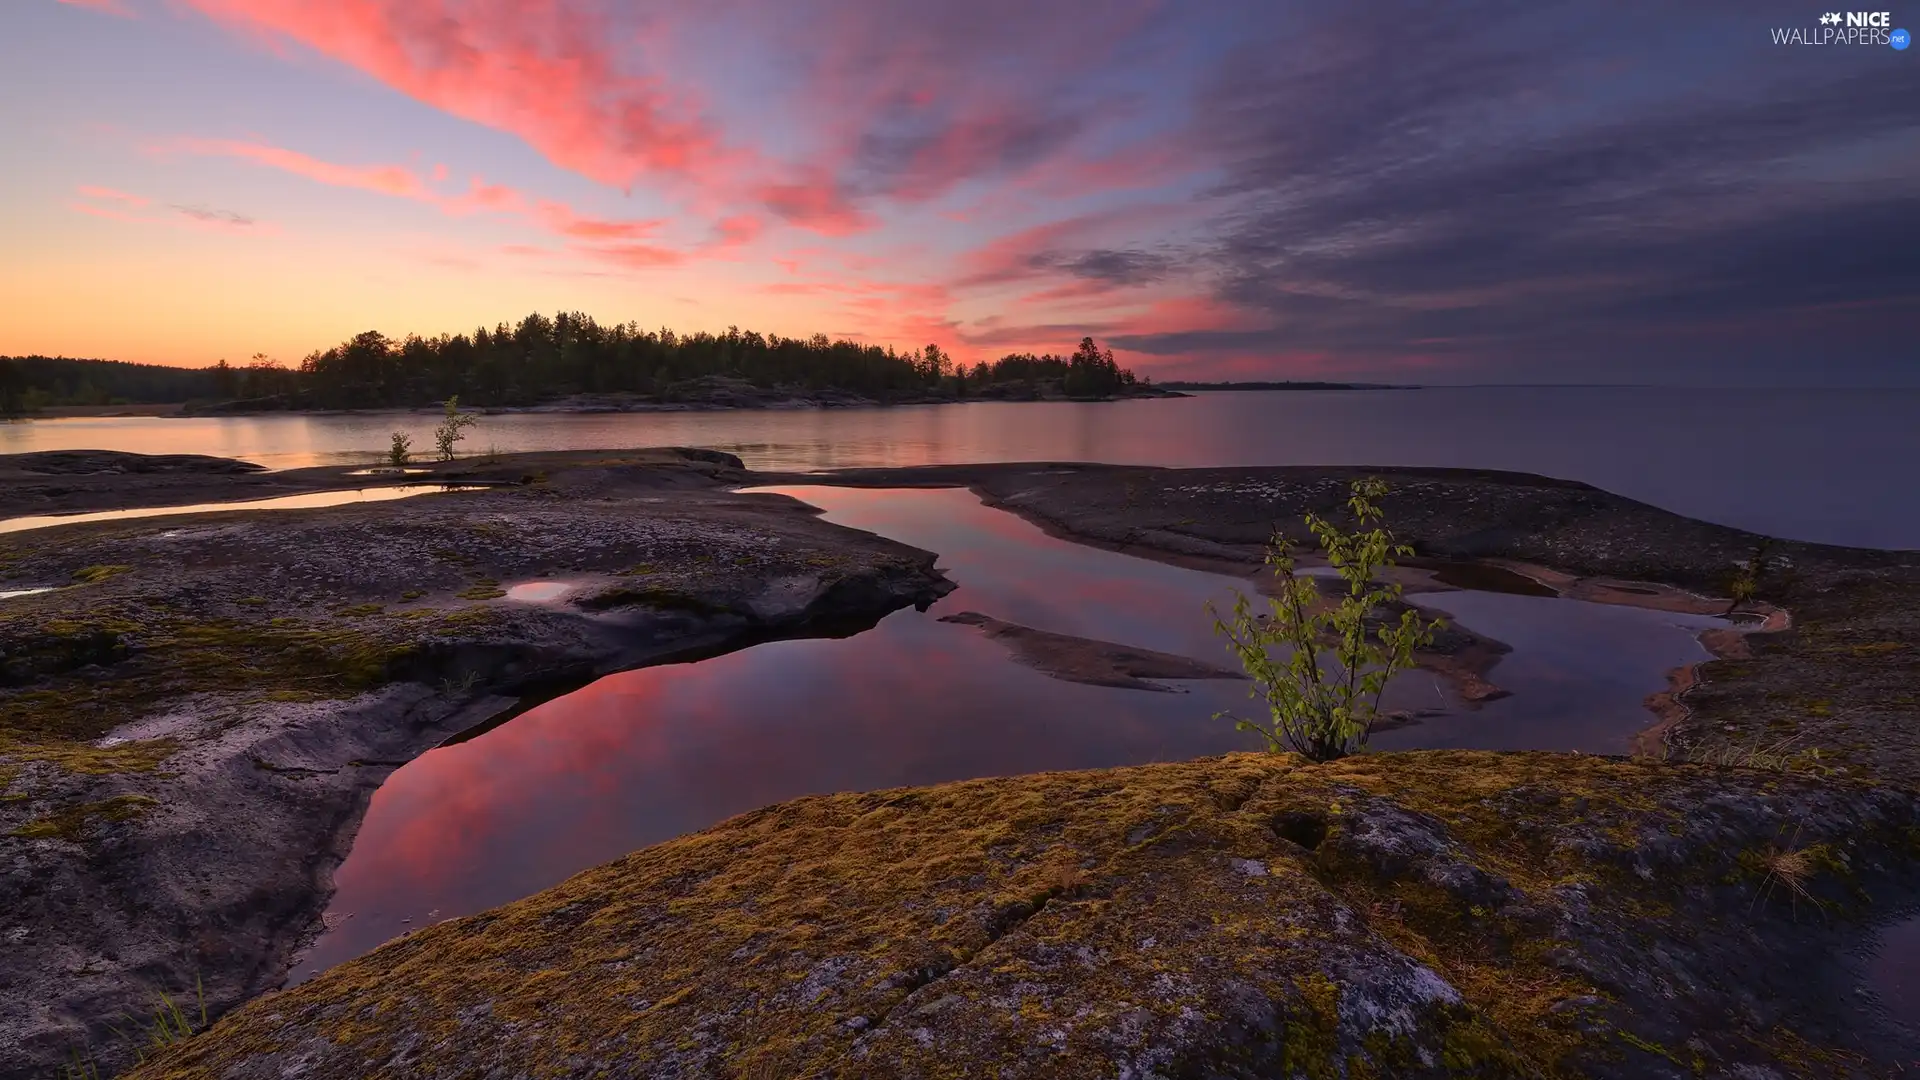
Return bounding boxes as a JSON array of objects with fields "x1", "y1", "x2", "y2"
[{"x1": 1821, "y1": 12, "x2": 1841, "y2": 24}]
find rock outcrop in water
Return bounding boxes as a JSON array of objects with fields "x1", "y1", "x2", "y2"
[
  {"x1": 129, "y1": 751, "x2": 1920, "y2": 1079},
  {"x1": 936, "y1": 610, "x2": 1246, "y2": 691}
]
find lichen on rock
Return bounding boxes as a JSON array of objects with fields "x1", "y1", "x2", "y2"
[{"x1": 130, "y1": 752, "x2": 1920, "y2": 1079}]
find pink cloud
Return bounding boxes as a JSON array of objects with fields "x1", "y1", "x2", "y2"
[
  {"x1": 169, "y1": 1, "x2": 1172, "y2": 237},
  {"x1": 769, "y1": 275, "x2": 961, "y2": 352},
  {"x1": 1113, "y1": 295, "x2": 1268, "y2": 338},
  {"x1": 167, "y1": 137, "x2": 433, "y2": 200},
  {"x1": 535, "y1": 202, "x2": 667, "y2": 241},
  {"x1": 177, "y1": 1, "x2": 744, "y2": 192},
  {"x1": 727, "y1": 0, "x2": 1173, "y2": 208},
  {"x1": 69, "y1": 185, "x2": 272, "y2": 236},
  {"x1": 1015, "y1": 278, "x2": 1149, "y2": 306},
  {"x1": 757, "y1": 171, "x2": 874, "y2": 236},
  {"x1": 68, "y1": 200, "x2": 148, "y2": 224},
  {"x1": 75, "y1": 185, "x2": 149, "y2": 207},
  {"x1": 163, "y1": 137, "x2": 679, "y2": 264},
  {"x1": 710, "y1": 214, "x2": 762, "y2": 250}
]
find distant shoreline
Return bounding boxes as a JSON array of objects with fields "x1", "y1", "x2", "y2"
[
  {"x1": 1156, "y1": 380, "x2": 1420, "y2": 391},
  {"x1": 3, "y1": 388, "x2": 1192, "y2": 421},
  {"x1": 3, "y1": 403, "x2": 188, "y2": 419}
]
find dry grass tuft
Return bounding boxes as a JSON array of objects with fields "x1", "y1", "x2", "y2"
[
  {"x1": 1749, "y1": 828, "x2": 1828, "y2": 921},
  {"x1": 1668, "y1": 724, "x2": 1837, "y2": 776}
]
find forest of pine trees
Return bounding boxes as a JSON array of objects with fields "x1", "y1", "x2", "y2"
[{"x1": 2, "y1": 313, "x2": 1149, "y2": 413}]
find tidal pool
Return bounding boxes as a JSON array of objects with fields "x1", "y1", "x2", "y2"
[
  {"x1": 504, "y1": 581, "x2": 575, "y2": 603},
  {"x1": 0, "y1": 484, "x2": 480, "y2": 535},
  {"x1": 1868, "y1": 915, "x2": 1920, "y2": 1036},
  {"x1": 290, "y1": 485, "x2": 1733, "y2": 980}
]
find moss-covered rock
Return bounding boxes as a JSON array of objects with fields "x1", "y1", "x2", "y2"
[{"x1": 131, "y1": 752, "x2": 1920, "y2": 1079}]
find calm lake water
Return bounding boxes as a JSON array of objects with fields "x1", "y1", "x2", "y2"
[
  {"x1": 4, "y1": 387, "x2": 1916, "y2": 549},
  {"x1": 292, "y1": 485, "x2": 1726, "y2": 980},
  {"x1": 0, "y1": 484, "x2": 470, "y2": 534}
]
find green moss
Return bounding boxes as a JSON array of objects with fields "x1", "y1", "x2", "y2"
[
  {"x1": 1849, "y1": 641, "x2": 1907, "y2": 656},
  {"x1": 0, "y1": 608, "x2": 414, "y2": 753},
  {"x1": 400, "y1": 589, "x2": 426, "y2": 601},
  {"x1": 1438, "y1": 1017, "x2": 1530, "y2": 1072},
  {"x1": 435, "y1": 606, "x2": 506, "y2": 631},
  {"x1": 0, "y1": 736, "x2": 178, "y2": 775},
  {"x1": 70, "y1": 565, "x2": 133, "y2": 585},
  {"x1": 334, "y1": 603, "x2": 386, "y2": 617},
  {"x1": 260, "y1": 689, "x2": 324, "y2": 703},
  {"x1": 1280, "y1": 972, "x2": 1342, "y2": 1078},
  {"x1": 10, "y1": 794, "x2": 158, "y2": 840},
  {"x1": 126, "y1": 752, "x2": 1729, "y2": 1080},
  {"x1": 1616, "y1": 1030, "x2": 1699, "y2": 1071}
]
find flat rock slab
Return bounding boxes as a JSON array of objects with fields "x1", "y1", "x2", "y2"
[
  {"x1": 0, "y1": 446, "x2": 740, "y2": 519},
  {"x1": 130, "y1": 751, "x2": 1920, "y2": 1079}
]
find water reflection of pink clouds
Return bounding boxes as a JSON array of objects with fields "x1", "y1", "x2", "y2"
[
  {"x1": 754, "y1": 484, "x2": 1246, "y2": 654},
  {"x1": 305, "y1": 485, "x2": 1730, "y2": 977},
  {"x1": 326, "y1": 618, "x2": 1215, "y2": 956}
]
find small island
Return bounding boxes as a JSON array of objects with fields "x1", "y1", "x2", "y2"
[{"x1": 0, "y1": 319, "x2": 1184, "y2": 419}]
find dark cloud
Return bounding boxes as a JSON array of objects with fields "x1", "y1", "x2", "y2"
[
  {"x1": 171, "y1": 204, "x2": 256, "y2": 226},
  {"x1": 1137, "y1": 1, "x2": 1920, "y2": 382},
  {"x1": 1054, "y1": 248, "x2": 1176, "y2": 286},
  {"x1": 850, "y1": 105, "x2": 1087, "y2": 200}
]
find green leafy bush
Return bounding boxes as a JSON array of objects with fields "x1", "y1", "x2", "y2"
[{"x1": 1210, "y1": 478, "x2": 1441, "y2": 761}]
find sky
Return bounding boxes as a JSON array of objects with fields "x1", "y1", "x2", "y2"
[{"x1": 1, "y1": 0, "x2": 1915, "y2": 385}]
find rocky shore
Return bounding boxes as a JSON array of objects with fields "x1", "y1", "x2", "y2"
[
  {"x1": 3, "y1": 452, "x2": 1915, "y2": 1078},
  {"x1": 127, "y1": 752, "x2": 1920, "y2": 1079},
  {"x1": 0, "y1": 449, "x2": 951, "y2": 1078}
]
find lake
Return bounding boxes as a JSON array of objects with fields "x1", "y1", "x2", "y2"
[
  {"x1": 4, "y1": 387, "x2": 1916, "y2": 549},
  {"x1": 290, "y1": 485, "x2": 1729, "y2": 980}
]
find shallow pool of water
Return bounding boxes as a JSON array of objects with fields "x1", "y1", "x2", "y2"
[
  {"x1": 504, "y1": 581, "x2": 574, "y2": 603},
  {"x1": 289, "y1": 485, "x2": 1731, "y2": 980},
  {"x1": 1867, "y1": 915, "x2": 1920, "y2": 1035},
  {"x1": 0, "y1": 484, "x2": 478, "y2": 535},
  {"x1": 0, "y1": 587, "x2": 57, "y2": 600}
]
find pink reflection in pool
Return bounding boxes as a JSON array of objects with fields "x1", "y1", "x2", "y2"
[{"x1": 291, "y1": 486, "x2": 1727, "y2": 981}]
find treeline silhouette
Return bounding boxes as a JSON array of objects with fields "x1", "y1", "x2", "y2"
[
  {"x1": 0, "y1": 355, "x2": 221, "y2": 413},
  {"x1": 2, "y1": 312, "x2": 1147, "y2": 414}
]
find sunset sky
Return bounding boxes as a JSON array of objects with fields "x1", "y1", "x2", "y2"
[{"x1": 3, "y1": 0, "x2": 1914, "y2": 384}]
